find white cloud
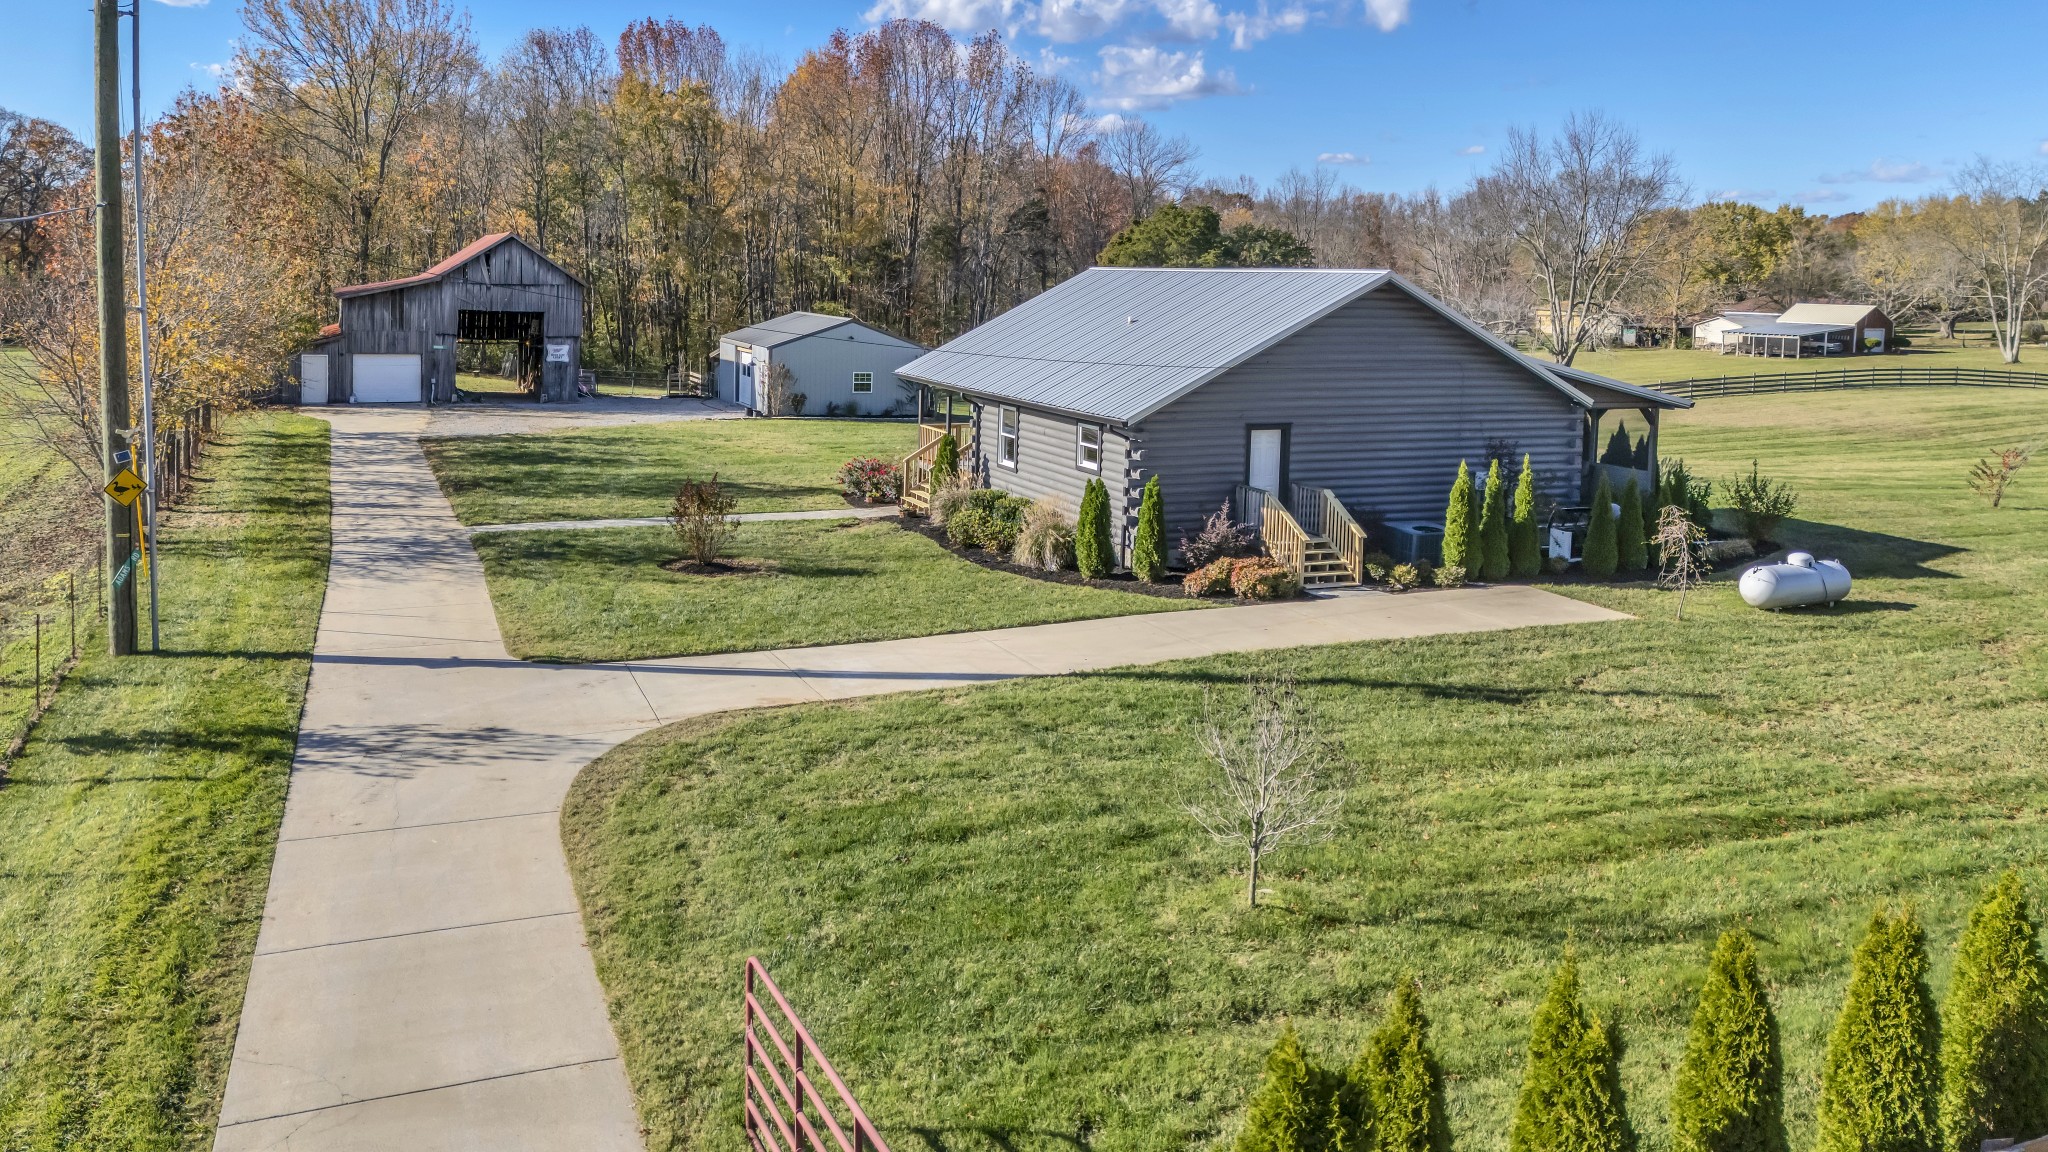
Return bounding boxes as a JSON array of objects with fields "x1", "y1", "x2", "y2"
[
  {"x1": 2038, "y1": 139, "x2": 2048, "y2": 156},
  {"x1": 1317, "y1": 151, "x2": 1366, "y2": 165},
  {"x1": 1152, "y1": 0, "x2": 1221, "y2": 39},
  {"x1": 1363, "y1": 0, "x2": 1409, "y2": 32},
  {"x1": 1458, "y1": 144, "x2": 1484, "y2": 155},
  {"x1": 1796, "y1": 188, "x2": 1850, "y2": 204},
  {"x1": 1222, "y1": 2, "x2": 1309, "y2": 48},
  {"x1": 1092, "y1": 44, "x2": 1238, "y2": 109},
  {"x1": 865, "y1": 0, "x2": 1015, "y2": 32},
  {"x1": 1031, "y1": 0, "x2": 1134, "y2": 41},
  {"x1": 190, "y1": 61, "x2": 229, "y2": 79},
  {"x1": 152, "y1": 0, "x2": 210, "y2": 7},
  {"x1": 1818, "y1": 158, "x2": 1938, "y2": 185},
  {"x1": 1037, "y1": 45, "x2": 1078, "y2": 72},
  {"x1": 1708, "y1": 188, "x2": 1777, "y2": 202}
]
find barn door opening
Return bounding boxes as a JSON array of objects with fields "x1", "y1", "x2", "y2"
[{"x1": 456, "y1": 310, "x2": 545, "y2": 400}]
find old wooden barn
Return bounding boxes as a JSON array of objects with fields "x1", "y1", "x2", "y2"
[{"x1": 298, "y1": 233, "x2": 585, "y2": 405}]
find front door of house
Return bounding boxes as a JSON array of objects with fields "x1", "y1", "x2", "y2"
[{"x1": 1247, "y1": 427, "x2": 1285, "y2": 493}]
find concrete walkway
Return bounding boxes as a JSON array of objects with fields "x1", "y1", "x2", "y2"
[
  {"x1": 215, "y1": 410, "x2": 1627, "y2": 1149},
  {"x1": 468, "y1": 504, "x2": 898, "y2": 536}
]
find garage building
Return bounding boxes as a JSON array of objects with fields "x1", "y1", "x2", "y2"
[{"x1": 298, "y1": 232, "x2": 585, "y2": 404}]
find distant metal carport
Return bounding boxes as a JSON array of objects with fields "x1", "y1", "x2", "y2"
[{"x1": 1724, "y1": 320, "x2": 1858, "y2": 358}]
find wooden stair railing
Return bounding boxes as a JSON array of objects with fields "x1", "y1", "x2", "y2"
[
  {"x1": 900, "y1": 424, "x2": 966, "y2": 514},
  {"x1": 1289, "y1": 483, "x2": 1369, "y2": 584},
  {"x1": 1235, "y1": 484, "x2": 1358, "y2": 588}
]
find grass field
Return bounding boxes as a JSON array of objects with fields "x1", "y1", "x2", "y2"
[
  {"x1": 563, "y1": 387, "x2": 2048, "y2": 1152},
  {"x1": 456, "y1": 371, "x2": 530, "y2": 395},
  {"x1": 423, "y1": 418, "x2": 918, "y2": 526},
  {"x1": 474, "y1": 518, "x2": 1195, "y2": 661},
  {"x1": 1568, "y1": 326, "x2": 2048, "y2": 386},
  {"x1": 0, "y1": 413, "x2": 330, "y2": 1149}
]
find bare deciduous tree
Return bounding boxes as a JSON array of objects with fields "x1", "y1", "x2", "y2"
[
  {"x1": 1185, "y1": 675, "x2": 1347, "y2": 909},
  {"x1": 1102, "y1": 116, "x2": 1197, "y2": 220},
  {"x1": 1475, "y1": 111, "x2": 1678, "y2": 365},
  {"x1": 1934, "y1": 160, "x2": 2048, "y2": 364},
  {"x1": 1652, "y1": 505, "x2": 1709, "y2": 620}
]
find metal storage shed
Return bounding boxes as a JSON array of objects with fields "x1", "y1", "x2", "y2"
[{"x1": 716, "y1": 312, "x2": 925, "y2": 416}]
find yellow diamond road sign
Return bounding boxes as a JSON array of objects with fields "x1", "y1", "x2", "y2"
[{"x1": 104, "y1": 467, "x2": 145, "y2": 506}]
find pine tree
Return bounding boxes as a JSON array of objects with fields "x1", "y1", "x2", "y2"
[
  {"x1": 1511, "y1": 954, "x2": 1632, "y2": 1152},
  {"x1": 931, "y1": 432, "x2": 960, "y2": 485},
  {"x1": 1940, "y1": 872, "x2": 2048, "y2": 1152},
  {"x1": 1240, "y1": 1024, "x2": 1340, "y2": 1152},
  {"x1": 1132, "y1": 474, "x2": 1166, "y2": 583},
  {"x1": 1816, "y1": 908, "x2": 1941, "y2": 1152},
  {"x1": 1510, "y1": 455, "x2": 1542, "y2": 578},
  {"x1": 1442, "y1": 461, "x2": 1474, "y2": 570},
  {"x1": 1351, "y1": 981, "x2": 1452, "y2": 1152},
  {"x1": 1582, "y1": 474, "x2": 1618, "y2": 579},
  {"x1": 1671, "y1": 929, "x2": 1787, "y2": 1152},
  {"x1": 1076, "y1": 477, "x2": 1114, "y2": 578},
  {"x1": 1601, "y1": 423, "x2": 1635, "y2": 467},
  {"x1": 1478, "y1": 458, "x2": 1510, "y2": 581},
  {"x1": 1617, "y1": 479, "x2": 1647, "y2": 573}
]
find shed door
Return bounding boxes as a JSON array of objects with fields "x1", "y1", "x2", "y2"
[
  {"x1": 299, "y1": 354, "x2": 329, "y2": 405},
  {"x1": 1247, "y1": 428, "x2": 1284, "y2": 493},
  {"x1": 736, "y1": 348, "x2": 756, "y2": 408},
  {"x1": 353, "y1": 354, "x2": 422, "y2": 403}
]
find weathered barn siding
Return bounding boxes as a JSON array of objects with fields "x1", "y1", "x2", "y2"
[
  {"x1": 1132, "y1": 289, "x2": 1584, "y2": 546},
  {"x1": 969, "y1": 401, "x2": 1132, "y2": 548}
]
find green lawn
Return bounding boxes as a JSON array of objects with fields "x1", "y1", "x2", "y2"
[
  {"x1": 0, "y1": 412, "x2": 330, "y2": 1149},
  {"x1": 1566, "y1": 329, "x2": 2048, "y2": 387},
  {"x1": 423, "y1": 418, "x2": 918, "y2": 526},
  {"x1": 456, "y1": 371, "x2": 529, "y2": 395},
  {"x1": 474, "y1": 518, "x2": 1195, "y2": 661},
  {"x1": 563, "y1": 388, "x2": 2048, "y2": 1152}
]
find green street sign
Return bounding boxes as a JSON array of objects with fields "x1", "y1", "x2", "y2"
[{"x1": 113, "y1": 547, "x2": 140, "y2": 588}]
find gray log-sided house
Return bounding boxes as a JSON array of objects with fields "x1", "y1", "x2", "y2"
[
  {"x1": 894, "y1": 267, "x2": 1690, "y2": 582},
  {"x1": 717, "y1": 313, "x2": 925, "y2": 416}
]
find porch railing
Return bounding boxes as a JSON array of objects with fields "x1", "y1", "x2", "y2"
[
  {"x1": 900, "y1": 423, "x2": 968, "y2": 514},
  {"x1": 1290, "y1": 483, "x2": 1368, "y2": 583},
  {"x1": 743, "y1": 957, "x2": 892, "y2": 1152},
  {"x1": 1235, "y1": 484, "x2": 1309, "y2": 577}
]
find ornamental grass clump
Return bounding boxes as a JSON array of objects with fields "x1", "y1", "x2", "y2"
[
  {"x1": 1939, "y1": 871, "x2": 2048, "y2": 1152},
  {"x1": 1350, "y1": 981, "x2": 1451, "y2": 1152},
  {"x1": 1509, "y1": 954, "x2": 1633, "y2": 1152},
  {"x1": 1132, "y1": 475, "x2": 1167, "y2": 583},
  {"x1": 1670, "y1": 929, "x2": 1786, "y2": 1152},
  {"x1": 927, "y1": 472, "x2": 975, "y2": 525},
  {"x1": 1441, "y1": 461, "x2": 1475, "y2": 571},
  {"x1": 1076, "y1": 478, "x2": 1114, "y2": 577},
  {"x1": 1816, "y1": 908, "x2": 1940, "y2": 1152},
  {"x1": 1509, "y1": 455, "x2": 1541, "y2": 578},
  {"x1": 1477, "y1": 459, "x2": 1510, "y2": 581},
  {"x1": 1581, "y1": 474, "x2": 1618, "y2": 579},
  {"x1": 1013, "y1": 500, "x2": 1076, "y2": 572}
]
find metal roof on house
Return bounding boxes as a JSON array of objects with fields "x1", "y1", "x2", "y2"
[
  {"x1": 897, "y1": 267, "x2": 1688, "y2": 424},
  {"x1": 1538, "y1": 361, "x2": 1694, "y2": 410},
  {"x1": 720, "y1": 312, "x2": 879, "y2": 349},
  {"x1": 1729, "y1": 321, "x2": 1857, "y2": 337},
  {"x1": 1777, "y1": 302, "x2": 1880, "y2": 326}
]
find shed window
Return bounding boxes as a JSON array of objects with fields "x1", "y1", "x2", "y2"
[
  {"x1": 998, "y1": 406, "x2": 1019, "y2": 469},
  {"x1": 1076, "y1": 423, "x2": 1102, "y2": 472},
  {"x1": 852, "y1": 371, "x2": 874, "y2": 393}
]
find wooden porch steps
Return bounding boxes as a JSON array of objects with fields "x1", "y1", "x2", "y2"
[{"x1": 1299, "y1": 538, "x2": 1354, "y2": 587}]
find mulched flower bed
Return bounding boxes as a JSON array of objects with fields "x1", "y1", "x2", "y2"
[{"x1": 901, "y1": 517, "x2": 1265, "y2": 602}]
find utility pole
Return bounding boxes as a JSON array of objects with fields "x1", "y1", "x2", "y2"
[
  {"x1": 127, "y1": 0, "x2": 160, "y2": 651},
  {"x1": 95, "y1": 0, "x2": 137, "y2": 656}
]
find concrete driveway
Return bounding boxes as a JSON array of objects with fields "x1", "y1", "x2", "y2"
[{"x1": 213, "y1": 407, "x2": 1626, "y2": 1149}]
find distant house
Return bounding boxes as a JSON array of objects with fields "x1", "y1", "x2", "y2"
[
  {"x1": 716, "y1": 312, "x2": 924, "y2": 416},
  {"x1": 1694, "y1": 302, "x2": 1894, "y2": 357},
  {"x1": 895, "y1": 267, "x2": 1690, "y2": 581}
]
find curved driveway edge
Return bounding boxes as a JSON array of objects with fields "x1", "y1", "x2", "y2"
[{"x1": 214, "y1": 407, "x2": 1627, "y2": 1150}]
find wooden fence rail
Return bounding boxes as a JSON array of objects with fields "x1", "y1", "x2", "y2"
[
  {"x1": 742, "y1": 958, "x2": 892, "y2": 1152},
  {"x1": 1234, "y1": 484, "x2": 1309, "y2": 578},
  {"x1": 1658, "y1": 366, "x2": 2048, "y2": 399}
]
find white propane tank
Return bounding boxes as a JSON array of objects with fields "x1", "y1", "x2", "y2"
[{"x1": 1739, "y1": 552, "x2": 1852, "y2": 609}]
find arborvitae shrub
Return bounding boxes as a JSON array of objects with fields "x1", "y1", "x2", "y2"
[
  {"x1": 931, "y1": 432, "x2": 960, "y2": 486},
  {"x1": 1478, "y1": 458, "x2": 1510, "y2": 581},
  {"x1": 1239, "y1": 1024, "x2": 1338, "y2": 1152},
  {"x1": 1076, "y1": 478, "x2": 1114, "y2": 578},
  {"x1": 1617, "y1": 479, "x2": 1647, "y2": 573},
  {"x1": 1132, "y1": 475, "x2": 1167, "y2": 582},
  {"x1": 1816, "y1": 908, "x2": 1940, "y2": 1152},
  {"x1": 1581, "y1": 474, "x2": 1618, "y2": 579},
  {"x1": 1352, "y1": 981, "x2": 1451, "y2": 1152},
  {"x1": 1671, "y1": 929, "x2": 1787, "y2": 1152},
  {"x1": 1509, "y1": 454, "x2": 1541, "y2": 578},
  {"x1": 1442, "y1": 461, "x2": 1474, "y2": 570},
  {"x1": 1510, "y1": 954, "x2": 1633, "y2": 1152},
  {"x1": 1940, "y1": 871, "x2": 2048, "y2": 1152}
]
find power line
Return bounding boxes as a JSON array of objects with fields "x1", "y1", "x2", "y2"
[{"x1": 0, "y1": 204, "x2": 95, "y2": 226}]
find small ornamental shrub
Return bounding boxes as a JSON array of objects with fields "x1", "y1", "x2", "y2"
[
  {"x1": 1237, "y1": 1023, "x2": 1339, "y2": 1152},
  {"x1": 946, "y1": 507, "x2": 994, "y2": 549},
  {"x1": 1478, "y1": 458, "x2": 1510, "y2": 581},
  {"x1": 836, "y1": 456, "x2": 901, "y2": 503},
  {"x1": 1617, "y1": 479, "x2": 1647, "y2": 573},
  {"x1": 1660, "y1": 458, "x2": 1713, "y2": 528},
  {"x1": 1510, "y1": 954, "x2": 1633, "y2": 1152},
  {"x1": 931, "y1": 432, "x2": 961, "y2": 486},
  {"x1": 1076, "y1": 478, "x2": 1115, "y2": 577},
  {"x1": 1231, "y1": 557, "x2": 1301, "y2": 600},
  {"x1": 1013, "y1": 500, "x2": 1077, "y2": 571},
  {"x1": 1939, "y1": 871, "x2": 2048, "y2": 1152},
  {"x1": 1432, "y1": 564, "x2": 1467, "y2": 588},
  {"x1": 1183, "y1": 501, "x2": 1259, "y2": 569},
  {"x1": 1726, "y1": 461, "x2": 1798, "y2": 547},
  {"x1": 1816, "y1": 908, "x2": 1940, "y2": 1152},
  {"x1": 669, "y1": 474, "x2": 739, "y2": 566},
  {"x1": 1389, "y1": 563, "x2": 1423, "y2": 590},
  {"x1": 1670, "y1": 929, "x2": 1786, "y2": 1152},
  {"x1": 1184, "y1": 558, "x2": 1236, "y2": 597},
  {"x1": 974, "y1": 494, "x2": 1032, "y2": 552},
  {"x1": 789, "y1": 392, "x2": 808, "y2": 415},
  {"x1": 1350, "y1": 981, "x2": 1452, "y2": 1152},
  {"x1": 928, "y1": 473, "x2": 975, "y2": 525},
  {"x1": 1132, "y1": 475, "x2": 1167, "y2": 582},
  {"x1": 1509, "y1": 455, "x2": 1541, "y2": 578},
  {"x1": 1582, "y1": 474, "x2": 1619, "y2": 579},
  {"x1": 1442, "y1": 461, "x2": 1475, "y2": 571}
]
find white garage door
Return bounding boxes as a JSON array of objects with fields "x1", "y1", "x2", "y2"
[{"x1": 352, "y1": 354, "x2": 421, "y2": 403}]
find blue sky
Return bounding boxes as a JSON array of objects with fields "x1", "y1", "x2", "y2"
[{"x1": 8, "y1": 0, "x2": 2046, "y2": 213}]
